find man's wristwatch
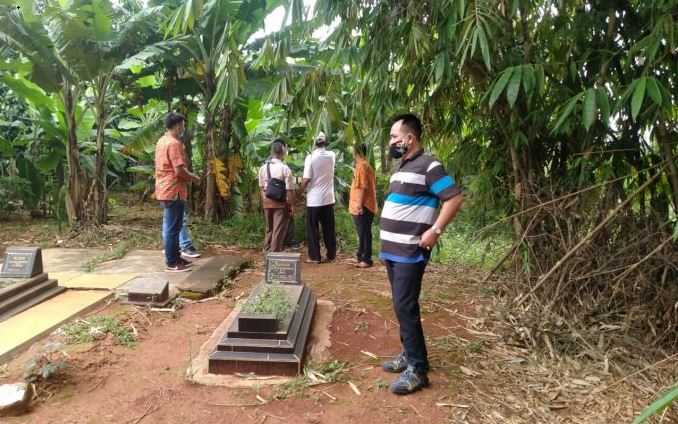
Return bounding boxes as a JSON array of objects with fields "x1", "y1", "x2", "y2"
[{"x1": 431, "y1": 224, "x2": 444, "y2": 235}]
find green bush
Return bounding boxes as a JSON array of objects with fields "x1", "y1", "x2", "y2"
[{"x1": 0, "y1": 176, "x2": 33, "y2": 215}]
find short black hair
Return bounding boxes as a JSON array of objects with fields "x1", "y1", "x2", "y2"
[
  {"x1": 391, "y1": 113, "x2": 422, "y2": 140},
  {"x1": 273, "y1": 137, "x2": 287, "y2": 146},
  {"x1": 164, "y1": 112, "x2": 186, "y2": 129},
  {"x1": 271, "y1": 141, "x2": 285, "y2": 156},
  {"x1": 354, "y1": 143, "x2": 368, "y2": 158}
]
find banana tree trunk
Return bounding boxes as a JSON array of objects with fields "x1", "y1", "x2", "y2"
[
  {"x1": 62, "y1": 83, "x2": 86, "y2": 228},
  {"x1": 90, "y1": 76, "x2": 111, "y2": 226}
]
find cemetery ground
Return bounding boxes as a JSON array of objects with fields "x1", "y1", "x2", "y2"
[{"x1": 0, "y1": 198, "x2": 675, "y2": 423}]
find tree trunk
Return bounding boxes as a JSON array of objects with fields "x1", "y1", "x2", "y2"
[
  {"x1": 91, "y1": 77, "x2": 110, "y2": 226},
  {"x1": 203, "y1": 102, "x2": 217, "y2": 220},
  {"x1": 61, "y1": 83, "x2": 86, "y2": 228}
]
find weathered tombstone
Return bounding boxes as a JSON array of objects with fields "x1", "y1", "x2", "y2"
[
  {"x1": 208, "y1": 252, "x2": 316, "y2": 376},
  {"x1": 0, "y1": 247, "x2": 42, "y2": 278},
  {"x1": 0, "y1": 247, "x2": 66, "y2": 322},
  {"x1": 124, "y1": 277, "x2": 172, "y2": 307},
  {"x1": 264, "y1": 252, "x2": 301, "y2": 285}
]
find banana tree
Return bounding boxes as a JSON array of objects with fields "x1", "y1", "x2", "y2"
[
  {"x1": 122, "y1": 0, "x2": 307, "y2": 220},
  {"x1": 0, "y1": 1, "x2": 88, "y2": 227},
  {"x1": 0, "y1": 0, "x2": 163, "y2": 226},
  {"x1": 44, "y1": 0, "x2": 164, "y2": 224}
]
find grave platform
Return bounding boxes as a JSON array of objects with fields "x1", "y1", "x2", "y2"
[{"x1": 208, "y1": 282, "x2": 316, "y2": 376}]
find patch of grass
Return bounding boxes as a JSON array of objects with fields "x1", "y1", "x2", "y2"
[
  {"x1": 61, "y1": 316, "x2": 135, "y2": 347},
  {"x1": 80, "y1": 241, "x2": 131, "y2": 272},
  {"x1": 242, "y1": 284, "x2": 292, "y2": 321},
  {"x1": 273, "y1": 357, "x2": 347, "y2": 400},
  {"x1": 464, "y1": 339, "x2": 487, "y2": 354}
]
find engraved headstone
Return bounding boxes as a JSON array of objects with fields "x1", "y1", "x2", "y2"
[
  {"x1": 264, "y1": 252, "x2": 301, "y2": 285},
  {"x1": 0, "y1": 247, "x2": 42, "y2": 279},
  {"x1": 125, "y1": 277, "x2": 171, "y2": 307}
]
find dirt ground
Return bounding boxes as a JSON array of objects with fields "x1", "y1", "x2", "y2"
[{"x1": 1, "y1": 243, "x2": 676, "y2": 423}]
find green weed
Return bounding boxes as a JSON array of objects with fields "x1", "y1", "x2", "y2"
[
  {"x1": 61, "y1": 316, "x2": 135, "y2": 347},
  {"x1": 80, "y1": 242, "x2": 131, "y2": 272},
  {"x1": 242, "y1": 284, "x2": 292, "y2": 321}
]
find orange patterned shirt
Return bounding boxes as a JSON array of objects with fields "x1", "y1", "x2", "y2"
[
  {"x1": 154, "y1": 132, "x2": 188, "y2": 201},
  {"x1": 349, "y1": 158, "x2": 378, "y2": 215}
]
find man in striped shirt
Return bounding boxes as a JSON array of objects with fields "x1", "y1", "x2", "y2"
[{"x1": 379, "y1": 113, "x2": 464, "y2": 395}]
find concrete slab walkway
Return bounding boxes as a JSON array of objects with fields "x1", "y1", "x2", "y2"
[{"x1": 0, "y1": 248, "x2": 251, "y2": 364}]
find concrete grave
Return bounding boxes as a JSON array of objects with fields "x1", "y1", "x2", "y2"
[
  {"x1": 0, "y1": 248, "x2": 66, "y2": 323},
  {"x1": 208, "y1": 252, "x2": 316, "y2": 376},
  {"x1": 124, "y1": 277, "x2": 172, "y2": 307}
]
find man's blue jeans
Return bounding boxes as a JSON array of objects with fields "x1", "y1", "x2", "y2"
[
  {"x1": 179, "y1": 212, "x2": 193, "y2": 251},
  {"x1": 160, "y1": 200, "x2": 185, "y2": 266}
]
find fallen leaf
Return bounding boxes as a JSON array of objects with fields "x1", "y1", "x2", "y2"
[
  {"x1": 360, "y1": 350, "x2": 378, "y2": 360},
  {"x1": 348, "y1": 381, "x2": 361, "y2": 395},
  {"x1": 459, "y1": 366, "x2": 478, "y2": 376}
]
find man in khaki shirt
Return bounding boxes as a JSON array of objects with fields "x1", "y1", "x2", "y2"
[{"x1": 258, "y1": 141, "x2": 295, "y2": 252}]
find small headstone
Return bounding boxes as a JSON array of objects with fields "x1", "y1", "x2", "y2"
[
  {"x1": 265, "y1": 252, "x2": 301, "y2": 285},
  {"x1": 0, "y1": 382, "x2": 30, "y2": 417},
  {"x1": 125, "y1": 277, "x2": 171, "y2": 307},
  {"x1": 0, "y1": 247, "x2": 42, "y2": 279}
]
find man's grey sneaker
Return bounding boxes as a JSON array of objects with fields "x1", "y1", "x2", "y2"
[
  {"x1": 165, "y1": 262, "x2": 191, "y2": 273},
  {"x1": 389, "y1": 365, "x2": 429, "y2": 395},
  {"x1": 381, "y1": 352, "x2": 408, "y2": 373},
  {"x1": 181, "y1": 247, "x2": 201, "y2": 258}
]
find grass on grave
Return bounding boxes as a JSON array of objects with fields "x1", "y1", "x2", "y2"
[{"x1": 61, "y1": 315, "x2": 135, "y2": 347}]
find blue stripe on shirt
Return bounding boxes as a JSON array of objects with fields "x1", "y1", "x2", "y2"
[
  {"x1": 430, "y1": 176, "x2": 454, "y2": 195},
  {"x1": 386, "y1": 192, "x2": 439, "y2": 208},
  {"x1": 378, "y1": 252, "x2": 427, "y2": 263}
]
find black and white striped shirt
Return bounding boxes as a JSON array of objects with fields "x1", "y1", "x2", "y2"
[{"x1": 379, "y1": 150, "x2": 462, "y2": 263}]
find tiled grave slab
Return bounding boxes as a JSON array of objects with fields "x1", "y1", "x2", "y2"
[
  {"x1": 61, "y1": 273, "x2": 136, "y2": 290},
  {"x1": 0, "y1": 290, "x2": 113, "y2": 362},
  {"x1": 175, "y1": 256, "x2": 250, "y2": 296},
  {"x1": 40, "y1": 249, "x2": 107, "y2": 272},
  {"x1": 48, "y1": 272, "x2": 82, "y2": 284},
  {"x1": 124, "y1": 277, "x2": 171, "y2": 307}
]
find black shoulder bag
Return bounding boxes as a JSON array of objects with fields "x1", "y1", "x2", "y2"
[{"x1": 265, "y1": 162, "x2": 287, "y2": 202}]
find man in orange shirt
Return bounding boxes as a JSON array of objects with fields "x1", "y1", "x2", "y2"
[
  {"x1": 155, "y1": 113, "x2": 200, "y2": 272},
  {"x1": 349, "y1": 143, "x2": 378, "y2": 268}
]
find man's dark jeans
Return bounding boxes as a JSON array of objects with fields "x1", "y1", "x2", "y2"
[
  {"x1": 352, "y1": 209, "x2": 374, "y2": 265},
  {"x1": 306, "y1": 204, "x2": 336, "y2": 261},
  {"x1": 385, "y1": 259, "x2": 429, "y2": 372},
  {"x1": 160, "y1": 199, "x2": 185, "y2": 266}
]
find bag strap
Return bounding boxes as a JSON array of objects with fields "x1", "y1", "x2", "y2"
[{"x1": 267, "y1": 161, "x2": 272, "y2": 182}]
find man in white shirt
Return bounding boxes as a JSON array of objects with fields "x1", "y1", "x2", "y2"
[
  {"x1": 300, "y1": 132, "x2": 337, "y2": 263},
  {"x1": 258, "y1": 141, "x2": 295, "y2": 252}
]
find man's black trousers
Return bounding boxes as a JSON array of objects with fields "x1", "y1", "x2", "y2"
[
  {"x1": 385, "y1": 259, "x2": 429, "y2": 372},
  {"x1": 306, "y1": 203, "x2": 336, "y2": 261},
  {"x1": 352, "y1": 209, "x2": 374, "y2": 265}
]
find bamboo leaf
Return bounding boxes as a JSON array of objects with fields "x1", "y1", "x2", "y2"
[
  {"x1": 596, "y1": 88, "x2": 610, "y2": 124},
  {"x1": 582, "y1": 89, "x2": 597, "y2": 130},
  {"x1": 631, "y1": 77, "x2": 646, "y2": 121},
  {"x1": 646, "y1": 78, "x2": 662, "y2": 106},
  {"x1": 506, "y1": 65, "x2": 522, "y2": 108},
  {"x1": 489, "y1": 67, "x2": 513, "y2": 109},
  {"x1": 477, "y1": 26, "x2": 491, "y2": 71},
  {"x1": 552, "y1": 93, "x2": 582, "y2": 134}
]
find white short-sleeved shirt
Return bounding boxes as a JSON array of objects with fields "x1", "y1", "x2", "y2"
[{"x1": 303, "y1": 148, "x2": 336, "y2": 207}]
